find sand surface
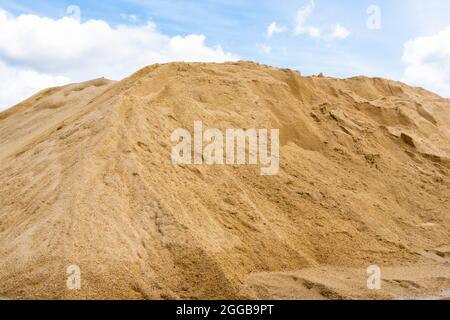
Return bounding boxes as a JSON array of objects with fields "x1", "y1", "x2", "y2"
[{"x1": 0, "y1": 62, "x2": 449, "y2": 299}]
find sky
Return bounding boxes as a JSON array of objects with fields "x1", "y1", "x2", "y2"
[{"x1": 0, "y1": 0, "x2": 449, "y2": 110}]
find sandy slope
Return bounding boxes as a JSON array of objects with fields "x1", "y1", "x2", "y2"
[{"x1": 0, "y1": 62, "x2": 449, "y2": 299}]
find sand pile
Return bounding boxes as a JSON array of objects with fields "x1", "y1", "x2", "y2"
[{"x1": 0, "y1": 62, "x2": 449, "y2": 299}]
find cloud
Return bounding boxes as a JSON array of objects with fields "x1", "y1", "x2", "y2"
[
  {"x1": 294, "y1": 0, "x2": 315, "y2": 32},
  {"x1": 293, "y1": 0, "x2": 320, "y2": 38},
  {"x1": 331, "y1": 24, "x2": 351, "y2": 39},
  {"x1": 305, "y1": 26, "x2": 321, "y2": 38},
  {"x1": 291, "y1": 1, "x2": 351, "y2": 40},
  {"x1": 0, "y1": 9, "x2": 238, "y2": 110},
  {"x1": 267, "y1": 22, "x2": 286, "y2": 38},
  {"x1": 402, "y1": 26, "x2": 450, "y2": 98},
  {"x1": 0, "y1": 61, "x2": 70, "y2": 109}
]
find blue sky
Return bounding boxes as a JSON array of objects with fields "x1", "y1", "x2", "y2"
[{"x1": 0, "y1": 0, "x2": 449, "y2": 109}]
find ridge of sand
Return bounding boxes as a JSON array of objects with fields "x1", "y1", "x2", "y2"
[{"x1": 0, "y1": 61, "x2": 449, "y2": 299}]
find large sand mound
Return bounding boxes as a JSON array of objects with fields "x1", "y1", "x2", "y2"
[{"x1": 0, "y1": 62, "x2": 449, "y2": 299}]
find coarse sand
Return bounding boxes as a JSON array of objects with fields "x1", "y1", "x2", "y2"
[{"x1": 0, "y1": 62, "x2": 449, "y2": 299}]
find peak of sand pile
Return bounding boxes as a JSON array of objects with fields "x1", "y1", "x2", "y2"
[{"x1": 0, "y1": 61, "x2": 449, "y2": 299}]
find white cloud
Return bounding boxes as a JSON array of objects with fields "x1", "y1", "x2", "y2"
[
  {"x1": 267, "y1": 22, "x2": 286, "y2": 38},
  {"x1": 0, "y1": 9, "x2": 238, "y2": 110},
  {"x1": 294, "y1": 0, "x2": 315, "y2": 33},
  {"x1": 331, "y1": 24, "x2": 351, "y2": 39},
  {"x1": 0, "y1": 61, "x2": 70, "y2": 109},
  {"x1": 292, "y1": 1, "x2": 352, "y2": 40},
  {"x1": 305, "y1": 26, "x2": 321, "y2": 38},
  {"x1": 293, "y1": 0, "x2": 321, "y2": 38},
  {"x1": 402, "y1": 26, "x2": 450, "y2": 98}
]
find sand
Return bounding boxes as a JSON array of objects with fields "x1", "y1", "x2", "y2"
[{"x1": 0, "y1": 61, "x2": 449, "y2": 300}]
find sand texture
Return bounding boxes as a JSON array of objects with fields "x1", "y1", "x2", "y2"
[{"x1": 0, "y1": 62, "x2": 449, "y2": 299}]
